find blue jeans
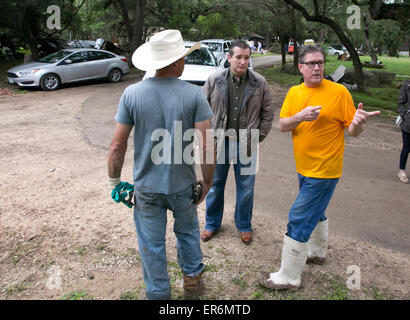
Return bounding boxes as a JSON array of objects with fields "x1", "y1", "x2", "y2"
[
  {"x1": 400, "y1": 129, "x2": 410, "y2": 170},
  {"x1": 133, "y1": 184, "x2": 204, "y2": 300},
  {"x1": 205, "y1": 138, "x2": 256, "y2": 233},
  {"x1": 287, "y1": 174, "x2": 339, "y2": 243}
]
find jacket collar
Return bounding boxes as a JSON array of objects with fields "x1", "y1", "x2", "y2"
[{"x1": 215, "y1": 68, "x2": 259, "y2": 88}]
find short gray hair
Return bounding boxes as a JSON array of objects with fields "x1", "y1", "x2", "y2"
[{"x1": 298, "y1": 44, "x2": 326, "y2": 64}]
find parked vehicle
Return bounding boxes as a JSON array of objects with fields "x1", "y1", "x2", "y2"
[
  {"x1": 331, "y1": 44, "x2": 347, "y2": 52},
  {"x1": 200, "y1": 39, "x2": 233, "y2": 64},
  {"x1": 304, "y1": 39, "x2": 315, "y2": 45},
  {"x1": 7, "y1": 48, "x2": 130, "y2": 91},
  {"x1": 327, "y1": 46, "x2": 344, "y2": 56},
  {"x1": 143, "y1": 42, "x2": 222, "y2": 86},
  {"x1": 288, "y1": 42, "x2": 295, "y2": 54}
]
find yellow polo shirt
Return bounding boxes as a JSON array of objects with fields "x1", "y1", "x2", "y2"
[{"x1": 280, "y1": 79, "x2": 356, "y2": 178}]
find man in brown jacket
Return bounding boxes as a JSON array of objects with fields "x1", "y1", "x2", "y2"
[{"x1": 201, "y1": 40, "x2": 275, "y2": 245}]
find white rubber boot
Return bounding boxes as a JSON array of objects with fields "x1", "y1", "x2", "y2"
[
  {"x1": 259, "y1": 234, "x2": 308, "y2": 290},
  {"x1": 307, "y1": 219, "x2": 328, "y2": 265}
]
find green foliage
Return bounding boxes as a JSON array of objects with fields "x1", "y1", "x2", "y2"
[
  {"x1": 60, "y1": 290, "x2": 93, "y2": 300},
  {"x1": 196, "y1": 13, "x2": 239, "y2": 40}
]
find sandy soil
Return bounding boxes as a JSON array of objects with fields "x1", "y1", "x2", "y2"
[{"x1": 0, "y1": 75, "x2": 408, "y2": 300}]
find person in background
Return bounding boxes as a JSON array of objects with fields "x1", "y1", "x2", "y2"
[{"x1": 397, "y1": 79, "x2": 410, "y2": 184}]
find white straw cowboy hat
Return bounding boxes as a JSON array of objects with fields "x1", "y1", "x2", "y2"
[{"x1": 132, "y1": 29, "x2": 200, "y2": 71}]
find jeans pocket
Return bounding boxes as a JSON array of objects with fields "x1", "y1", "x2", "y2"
[
  {"x1": 136, "y1": 192, "x2": 157, "y2": 202},
  {"x1": 134, "y1": 192, "x2": 159, "y2": 215}
]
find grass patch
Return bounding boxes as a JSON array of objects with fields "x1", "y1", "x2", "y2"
[
  {"x1": 367, "y1": 287, "x2": 388, "y2": 300},
  {"x1": 260, "y1": 64, "x2": 301, "y2": 87},
  {"x1": 120, "y1": 287, "x2": 140, "y2": 300},
  {"x1": 232, "y1": 273, "x2": 249, "y2": 289},
  {"x1": 316, "y1": 274, "x2": 350, "y2": 300},
  {"x1": 252, "y1": 52, "x2": 274, "y2": 58},
  {"x1": 76, "y1": 246, "x2": 87, "y2": 255},
  {"x1": 60, "y1": 290, "x2": 93, "y2": 300},
  {"x1": 250, "y1": 290, "x2": 265, "y2": 300},
  {"x1": 325, "y1": 55, "x2": 410, "y2": 77}
]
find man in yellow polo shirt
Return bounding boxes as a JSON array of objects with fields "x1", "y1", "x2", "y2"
[{"x1": 259, "y1": 44, "x2": 380, "y2": 290}]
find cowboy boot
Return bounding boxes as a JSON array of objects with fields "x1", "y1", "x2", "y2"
[
  {"x1": 259, "y1": 234, "x2": 308, "y2": 290},
  {"x1": 183, "y1": 271, "x2": 203, "y2": 300},
  {"x1": 307, "y1": 219, "x2": 328, "y2": 265}
]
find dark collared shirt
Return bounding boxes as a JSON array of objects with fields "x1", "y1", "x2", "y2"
[{"x1": 227, "y1": 70, "x2": 248, "y2": 131}]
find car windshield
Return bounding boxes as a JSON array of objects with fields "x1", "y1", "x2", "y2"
[
  {"x1": 202, "y1": 42, "x2": 222, "y2": 52},
  {"x1": 38, "y1": 50, "x2": 73, "y2": 63},
  {"x1": 332, "y1": 45, "x2": 344, "y2": 51},
  {"x1": 185, "y1": 47, "x2": 217, "y2": 66}
]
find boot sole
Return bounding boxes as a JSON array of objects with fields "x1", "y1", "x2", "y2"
[
  {"x1": 183, "y1": 282, "x2": 203, "y2": 300},
  {"x1": 258, "y1": 272, "x2": 301, "y2": 291},
  {"x1": 306, "y1": 256, "x2": 326, "y2": 265}
]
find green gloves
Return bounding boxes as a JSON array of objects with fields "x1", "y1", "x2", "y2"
[{"x1": 110, "y1": 179, "x2": 135, "y2": 208}]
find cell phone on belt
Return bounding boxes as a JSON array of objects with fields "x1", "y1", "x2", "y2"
[{"x1": 191, "y1": 182, "x2": 203, "y2": 205}]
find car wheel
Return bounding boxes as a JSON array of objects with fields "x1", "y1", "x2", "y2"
[
  {"x1": 108, "y1": 68, "x2": 122, "y2": 83},
  {"x1": 40, "y1": 73, "x2": 61, "y2": 91}
]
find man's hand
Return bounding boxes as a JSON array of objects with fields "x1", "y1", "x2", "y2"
[
  {"x1": 352, "y1": 103, "x2": 380, "y2": 126},
  {"x1": 348, "y1": 103, "x2": 380, "y2": 137},
  {"x1": 196, "y1": 179, "x2": 211, "y2": 205},
  {"x1": 279, "y1": 106, "x2": 321, "y2": 132},
  {"x1": 297, "y1": 106, "x2": 322, "y2": 122}
]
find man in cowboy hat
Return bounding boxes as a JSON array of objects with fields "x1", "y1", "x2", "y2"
[{"x1": 107, "y1": 29, "x2": 215, "y2": 300}]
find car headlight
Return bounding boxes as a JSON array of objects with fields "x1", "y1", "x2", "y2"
[{"x1": 17, "y1": 69, "x2": 40, "y2": 76}]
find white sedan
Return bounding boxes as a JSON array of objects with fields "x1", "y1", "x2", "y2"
[
  {"x1": 143, "y1": 42, "x2": 223, "y2": 86},
  {"x1": 327, "y1": 46, "x2": 344, "y2": 56}
]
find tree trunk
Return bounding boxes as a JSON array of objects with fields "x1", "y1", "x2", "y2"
[
  {"x1": 130, "y1": 0, "x2": 147, "y2": 56},
  {"x1": 363, "y1": 12, "x2": 378, "y2": 64},
  {"x1": 114, "y1": 0, "x2": 147, "y2": 67},
  {"x1": 290, "y1": 8, "x2": 298, "y2": 71},
  {"x1": 280, "y1": 36, "x2": 286, "y2": 70},
  {"x1": 265, "y1": 33, "x2": 272, "y2": 51},
  {"x1": 317, "y1": 29, "x2": 328, "y2": 43}
]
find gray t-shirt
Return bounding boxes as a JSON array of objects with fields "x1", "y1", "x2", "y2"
[{"x1": 115, "y1": 77, "x2": 213, "y2": 194}]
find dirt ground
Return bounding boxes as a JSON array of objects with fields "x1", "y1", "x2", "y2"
[{"x1": 0, "y1": 73, "x2": 408, "y2": 300}]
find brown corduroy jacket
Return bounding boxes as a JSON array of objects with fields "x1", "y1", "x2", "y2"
[{"x1": 203, "y1": 68, "x2": 275, "y2": 156}]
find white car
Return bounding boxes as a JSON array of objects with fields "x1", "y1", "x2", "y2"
[
  {"x1": 143, "y1": 42, "x2": 223, "y2": 86},
  {"x1": 200, "y1": 39, "x2": 233, "y2": 64},
  {"x1": 327, "y1": 46, "x2": 344, "y2": 56}
]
